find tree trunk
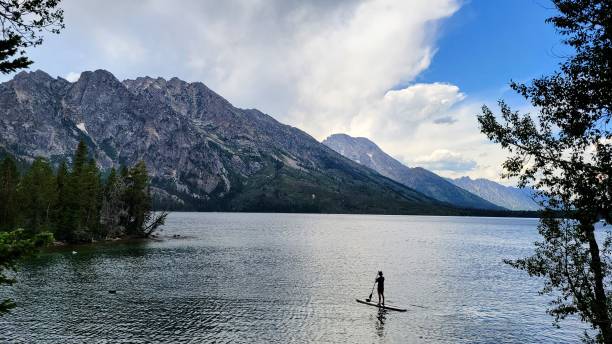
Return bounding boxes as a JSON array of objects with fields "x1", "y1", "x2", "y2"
[{"x1": 583, "y1": 221, "x2": 612, "y2": 344}]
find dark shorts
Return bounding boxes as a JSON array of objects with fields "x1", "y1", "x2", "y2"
[{"x1": 377, "y1": 287, "x2": 384, "y2": 294}]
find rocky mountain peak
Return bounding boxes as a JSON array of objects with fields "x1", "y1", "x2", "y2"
[
  {"x1": 14, "y1": 69, "x2": 53, "y2": 82},
  {"x1": 10, "y1": 69, "x2": 69, "y2": 94},
  {"x1": 323, "y1": 133, "x2": 504, "y2": 210},
  {"x1": 449, "y1": 176, "x2": 540, "y2": 211},
  {"x1": 65, "y1": 69, "x2": 133, "y2": 116},
  {"x1": 1, "y1": 69, "x2": 458, "y2": 214},
  {"x1": 75, "y1": 69, "x2": 124, "y2": 88},
  {"x1": 323, "y1": 133, "x2": 396, "y2": 168},
  {"x1": 455, "y1": 176, "x2": 473, "y2": 182},
  {"x1": 326, "y1": 133, "x2": 375, "y2": 146}
]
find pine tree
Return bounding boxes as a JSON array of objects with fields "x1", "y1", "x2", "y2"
[
  {"x1": 72, "y1": 140, "x2": 88, "y2": 176},
  {"x1": 82, "y1": 159, "x2": 102, "y2": 238},
  {"x1": 119, "y1": 164, "x2": 129, "y2": 179},
  {"x1": 124, "y1": 161, "x2": 150, "y2": 236},
  {"x1": 123, "y1": 161, "x2": 166, "y2": 237},
  {"x1": 1, "y1": 142, "x2": 165, "y2": 244},
  {"x1": 52, "y1": 161, "x2": 70, "y2": 241},
  {"x1": 66, "y1": 141, "x2": 97, "y2": 242},
  {"x1": 100, "y1": 168, "x2": 127, "y2": 238},
  {"x1": 105, "y1": 168, "x2": 117, "y2": 195},
  {"x1": 18, "y1": 158, "x2": 56, "y2": 234},
  {"x1": 0, "y1": 156, "x2": 19, "y2": 231},
  {"x1": 52, "y1": 140, "x2": 95, "y2": 242}
]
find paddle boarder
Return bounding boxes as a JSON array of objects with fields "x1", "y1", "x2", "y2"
[{"x1": 375, "y1": 271, "x2": 385, "y2": 305}]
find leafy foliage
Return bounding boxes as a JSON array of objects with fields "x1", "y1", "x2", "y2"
[
  {"x1": 0, "y1": 0, "x2": 64, "y2": 318},
  {"x1": 0, "y1": 0, "x2": 64, "y2": 73},
  {"x1": 0, "y1": 229, "x2": 51, "y2": 315},
  {"x1": 478, "y1": 0, "x2": 611, "y2": 342}
]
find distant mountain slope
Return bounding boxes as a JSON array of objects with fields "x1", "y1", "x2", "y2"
[
  {"x1": 449, "y1": 177, "x2": 540, "y2": 211},
  {"x1": 0, "y1": 69, "x2": 463, "y2": 214},
  {"x1": 322, "y1": 134, "x2": 504, "y2": 210}
]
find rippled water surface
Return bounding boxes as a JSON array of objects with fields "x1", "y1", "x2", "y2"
[{"x1": 0, "y1": 213, "x2": 590, "y2": 343}]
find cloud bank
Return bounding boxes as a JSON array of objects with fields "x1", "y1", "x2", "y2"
[
  {"x1": 412, "y1": 149, "x2": 477, "y2": 173},
  {"x1": 16, "y1": 0, "x2": 510, "y2": 181}
]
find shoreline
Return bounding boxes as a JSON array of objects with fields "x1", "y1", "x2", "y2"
[
  {"x1": 48, "y1": 235, "x2": 160, "y2": 250},
  {"x1": 45, "y1": 232, "x2": 191, "y2": 251}
]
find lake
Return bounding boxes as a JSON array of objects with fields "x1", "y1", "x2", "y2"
[{"x1": 0, "y1": 213, "x2": 589, "y2": 343}]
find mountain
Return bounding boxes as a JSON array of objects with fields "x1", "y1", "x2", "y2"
[
  {"x1": 449, "y1": 176, "x2": 540, "y2": 211},
  {"x1": 0, "y1": 69, "x2": 467, "y2": 214},
  {"x1": 322, "y1": 134, "x2": 504, "y2": 210}
]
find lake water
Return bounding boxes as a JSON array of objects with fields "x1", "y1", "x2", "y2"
[{"x1": 0, "y1": 213, "x2": 590, "y2": 343}]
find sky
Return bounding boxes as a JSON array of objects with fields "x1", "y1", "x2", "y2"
[{"x1": 5, "y1": 0, "x2": 565, "y2": 184}]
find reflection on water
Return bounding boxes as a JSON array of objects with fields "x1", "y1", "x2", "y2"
[
  {"x1": 375, "y1": 308, "x2": 387, "y2": 337},
  {"x1": 0, "y1": 213, "x2": 589, "y2": 343}
]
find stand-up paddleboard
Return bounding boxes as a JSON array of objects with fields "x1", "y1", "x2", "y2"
[{"x1": 356, "y1": 299, "x2": 407, "y2": 312}]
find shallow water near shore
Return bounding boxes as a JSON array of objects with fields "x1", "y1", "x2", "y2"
[{"x1": 0, "y1": 212, "x2": 590, "y2": 343}]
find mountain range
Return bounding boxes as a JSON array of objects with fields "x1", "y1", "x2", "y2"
[
  {"x1": 0, "y1": 69, "x2": 478, "y2": 215},
  {"x1": 448, "y1": 176, "x2": 539, "y2": 211},
  {"x1": 322, "y1": 134, "x2": 539, "y2": 211},
  {"x1": 322, "y1": 134, "x2": 503, "y2": 210}
]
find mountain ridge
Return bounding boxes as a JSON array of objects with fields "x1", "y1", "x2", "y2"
[
  {"x1": 0, "y1": 69, "x2": 472, "y2": 215},
  {"x1": 322, "y1": 133, "x2": 505, "y2": 210},
  {"x1": 448, "y1": 176, "x2": 540, "y2": 211}
]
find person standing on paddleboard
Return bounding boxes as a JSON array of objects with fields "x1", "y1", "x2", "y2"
[{"x1": 375, "y1": 271, "x2": 385, "y2": 305}]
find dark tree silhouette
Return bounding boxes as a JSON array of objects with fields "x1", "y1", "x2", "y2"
[
  {"x1": 0, "y1": 0, "x2": 64, "y2": 73},
  {"x1": 478, "y1": 0, "x2": 611, "y2": 342},
  {"x1": 0, "y1": 1, "x2": 64, "y2": 316}
]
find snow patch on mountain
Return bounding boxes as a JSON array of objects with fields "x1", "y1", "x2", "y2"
[{"x1": 76, "y1": 122, "x2": 88, "y2": 134}]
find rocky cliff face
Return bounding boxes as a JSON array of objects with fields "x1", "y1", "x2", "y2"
[
  {"x1": 449, "y1": 176, "x2": 540, "y2": 211},
  {"x1": 322, "y1": 133, "x2": 505, "y2": 210},
  {"x1": 0, "y1": 69, "x2": 458, "y2": 214}
]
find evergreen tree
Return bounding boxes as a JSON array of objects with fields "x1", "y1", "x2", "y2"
[
  {"x1": 52, "y1": 161, "x2": 71, "y2": 241},
  {"x1": 82, "y1": 159, "x2": 102, "y2": 237},
  {"x1": 100, "y1": 168, "x2": 127, "y2": 239},
  {"x1": 72, "y1": 140, "x2": 88, "y2": 177},
  {"x1": 124, "y1": 161, "x2": 151, "y2": 236},
  {"x1": 18, "y1": 158, "x2": 56, "y2": 234},
  {"x1": 0, "y1": 156, "x2": 19, "y2": 231},
  {"x1": 119, "y1": 164, "x2": 129, "y2": 179},
  {"x1": 0, "y1": 140, "x2": 164, "y2": 244},
  {"x1": 66, "y1": 141, "x2": 99, "y2": 242},
  {"x1": 123, "y1": 161, "x2": 166, "y2": 237},
  {"x1": 105, "y1": 168, "x2": 118, "y2": 197}
]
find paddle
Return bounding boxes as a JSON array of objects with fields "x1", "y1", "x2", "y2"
[{"x1": 365, "y1": 272, "x2": 378, "y2": 302}]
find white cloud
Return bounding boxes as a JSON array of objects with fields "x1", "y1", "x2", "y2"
[
  {"x1": 370, "y1": 99, "x2": 513, "y2": 183},
  {"x1": 64, "y1": 72, "x2": 80, "y2": 82},
  {"x1": 287, "y1": 1, "x2": 459, "y2": 137},
  {"x1": 16, "y1": 0, "x2": 514, "y2": 182},
  {"x1": 22, "y1": 0, "x2": 460, "y2": 135},
  {"x1": 350, "y1": 82, "x2": 465, "y2": 140},
  {"x1": 412, "y1": 149, "x2": 477, "y2": 173},
  {"x1": 92, "y1": 29, "x2": 147, "y2": 63}
]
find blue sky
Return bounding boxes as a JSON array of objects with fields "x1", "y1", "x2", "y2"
[{"x1": 418, "y1": 0, "x2": 563, "y2": 100}]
